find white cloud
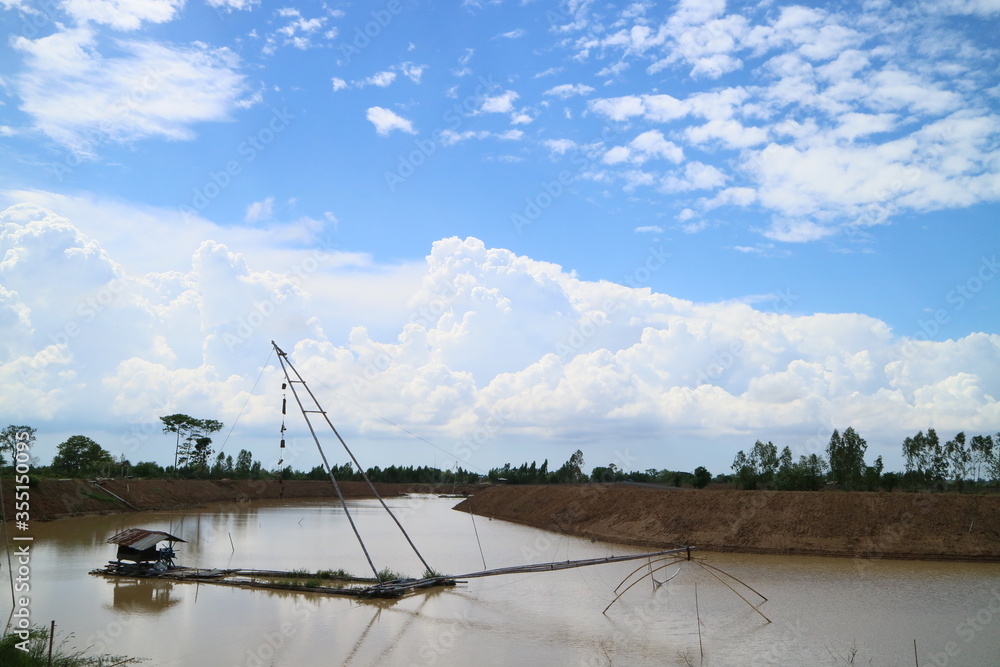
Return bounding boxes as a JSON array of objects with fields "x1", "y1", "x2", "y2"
[
  {"x1": 576, "y1": 2, "x2": 1000, "y2": 242},
  {"x1": 543, "y1": 83, "x2": 596, "y2": 98},
  {"x1": 479, "y1": 90, "x2": 519, "y2": 114},
  {"x1": 399, "y1": 62, "x2": 426, "y2": 83},
  {"x1": 534, "y1": 67, "x2": 563, "y2": 78},
  {"x1": 929, "y1": 0, "x2": 1000, "y2": 15},
  {"x1": 440, "y1": 129, "x2": 490, "y2": 146},
  {"x1": 331, "y1": 77, "x2": 348, "y2": 91},
  {"x1": 366, "y1": 106, "x2": 416, "y2": 136},
  {"x1": 542, "y1": 139, "x2": 577, "y2": 155},
  {"x1": 245, "y1": 197, "x2": 273, "y2": 223},
  {"x1": 662, "y1": 161, "x2": 727, "y2": 192},
  {"x1": 206, "y1": 0, "x2": 259, "y2": 11},
  {"x1": 497, "y1": 28, "x2": 526, "y2": 39},
  {"x1": 685, "y1": 118, "x2": 768, "y2": 148},
  {"x1": 362, "y1": 71, "x2": 397, "y2": 87},
  {"x1": 62, "y1": 0, "x2": 184, "y2": 30},
  {"x1": 2, "y1": 206, "x2": 998, "y2": 470},
  {"x1": 604, "y1": 130, "x2": 683, "y2": 165},
  {"x1": 13, "y1": 28, "x2": 248, "y2": 157},
  {"x1": 510, "y1": 110, "x2": 534, "y2": 125},
  {"x1": 588, "y1": 95, "x2": 645, "y2": 121},
  {"x1": 268, "y1": 8, "x2": 327, "y2": 51}
]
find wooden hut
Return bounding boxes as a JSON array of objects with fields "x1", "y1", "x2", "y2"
[{"x1": 107, "y1": 528, "x2": 186, "y2": 566}]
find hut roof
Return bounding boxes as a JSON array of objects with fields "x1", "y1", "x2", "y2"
[{"x1": 107, "y1": 528, "x2": 187, "y2": 551}]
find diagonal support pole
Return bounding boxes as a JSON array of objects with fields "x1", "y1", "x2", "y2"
[{"x1": 272, "y1": 341, "x2": 433, "y2": 580}]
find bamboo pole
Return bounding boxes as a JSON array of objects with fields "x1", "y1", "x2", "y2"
[
  {"x1": 603, "y1": 559, "x2": 687, "y2": 614},
  {"x1": 615, "y1": 555, "x2": 688, "y2": 593},
  {"x1": 695, "y1": 562, "x2": 771, "y2": 623},
  {"x1": 697, "y1": 561, "x2": 768, "y2": 602}
]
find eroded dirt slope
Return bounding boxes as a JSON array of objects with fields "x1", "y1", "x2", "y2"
[{"x1": 455, "y1": 484, "x2": 1000, "y2": 561}]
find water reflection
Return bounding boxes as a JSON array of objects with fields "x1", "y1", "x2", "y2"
[{"x1": 105, "y1": 578, "x2": 181, "y2": 613}]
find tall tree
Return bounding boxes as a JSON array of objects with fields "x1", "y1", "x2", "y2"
[
  {"x1": 188, "y1": 436, "x2": 215, "y2": 470},
  {"x1": 827, "y1": 427, "x2": 867, "y2": 490},
  {"x1": 970, "y1": 434, "x2": 995, "y2": 483},
  {"x1": 161, "y1": 414, "x2": 224, "y2": 469},
  {"x1": 732, "y1": 450, "x2": 755, "y2": 489},
  {"x1": 52, "y1": 435, "x2": 114, "y2": 477},
  {"x1": 235, "y1": 449, "x2": 254, "y2": 478},
  {"x1": 944, "y1": 432, "x2": 970, "y2": 486},
  {"x1": 161, "y1": 414, "x2": 200, "y2": 468},
  {"x1": 925, "y1": 428, "x2": 946, "y2": 485},
  {"x1": 693, "y1": 466, "x2": 712, "y2": 489},
  {"x1": 0, "y1": 425, "x2": 36, "y2": 466}
]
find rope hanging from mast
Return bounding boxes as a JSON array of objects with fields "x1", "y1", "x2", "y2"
[{"x1": 271, "y1": 340, "x2": 433, "y2": 581}]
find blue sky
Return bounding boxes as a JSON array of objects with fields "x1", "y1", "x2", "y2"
[{"x1": 1, "y1": 0, "x2": 998, "y2": 477}]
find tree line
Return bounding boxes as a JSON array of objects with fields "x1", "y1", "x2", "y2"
[
  {"x1": 2, "y1": 419, "x2": 997, "y2": 493},
  {"x1": 730, "y1": 427, "x2": 1000, "y2": 492}
]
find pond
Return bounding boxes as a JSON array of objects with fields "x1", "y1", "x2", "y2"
[{"x1": 9, "y1": 495, "x2": 1000, "y2": 666}]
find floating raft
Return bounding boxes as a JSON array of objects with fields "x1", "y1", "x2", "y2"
[
  {"x1": 90, "y1": 546, "x2": 694, "y2": 600},
  {"x1": 89, "y1": 562, "x2": 458, "y2": 599}
]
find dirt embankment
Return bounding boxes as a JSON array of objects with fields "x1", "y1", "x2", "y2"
[
  {"x1": 455, "y1": 484, "x2": 1000, "y2": 562},
  {"x1": 1, "y1": 478, "x2": 467, "y2": 522}
]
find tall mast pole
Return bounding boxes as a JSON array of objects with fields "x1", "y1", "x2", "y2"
[{"x1": 271, "y1": 341, "x2": 433, "y2": 580}]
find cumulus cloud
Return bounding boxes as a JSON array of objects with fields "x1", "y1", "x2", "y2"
[
  {"x1": 361, "y1": 71, "x2": 397, "y2": 87},
  {"x1": 62, "y1": 0, "x2": 185, "y2": 30},
  {"x1": 604, "y1": 130, "x2": 683, "y2": 165},
  {"x1": 245, "y1": 197, "x2": 274, "y2": 223},
  {"x1": 3, "y1": 204, "x2": 997, "y2": 471},
  {"x1": 13, "y1": 28, "x2": 248, "y2": 157},
  {"x1": 206, "y1": 0, "x2": 259, "y2": 11},
  {"x1": 479, "y1": 90, "x2": 519, "y2": 114},
  {"x1": 544, "y1": 83, "x2": 596, "y2": 98},
  {"x1": 366, "y1": 106, "x2": 416, "y2": 135},
  {"x1": 573, "y1": 2, "x2": 1000, "y2": 240}
]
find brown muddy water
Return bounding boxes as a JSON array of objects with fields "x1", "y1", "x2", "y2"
[{"x1": 7, "y1": 495, "x2": 1000, "y2": 666}]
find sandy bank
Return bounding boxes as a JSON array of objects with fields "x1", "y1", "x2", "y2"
[{"x1": 455, "y1": 484, "x2": 1000, "y2": 562}]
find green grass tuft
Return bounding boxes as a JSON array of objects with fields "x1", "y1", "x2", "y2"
[{"x1": 1, "y1": 625, "x2": 143, "y2": 666}]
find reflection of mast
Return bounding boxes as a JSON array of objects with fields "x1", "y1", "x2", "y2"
[{"x1": 271, "y1": 341, "x2": 432, "y2": 581}]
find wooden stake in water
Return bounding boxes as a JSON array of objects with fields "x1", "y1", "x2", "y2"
[
  {"x1": 695, "y1": 582, "x2": 704, "y2": 659},
  {"x1": 48, "y1": 620, "x2": 55, "y2": 667}
]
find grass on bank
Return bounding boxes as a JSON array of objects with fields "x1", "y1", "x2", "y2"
[{"x1": 0, "y1": 625, "x2": 143, "y2": 666}]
